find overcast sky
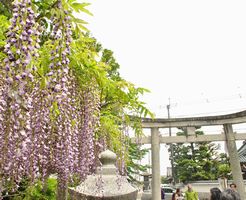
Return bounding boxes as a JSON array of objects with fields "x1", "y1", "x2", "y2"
[{"x1": 85, "y1": 0, "x2": 246, "y2": 175}]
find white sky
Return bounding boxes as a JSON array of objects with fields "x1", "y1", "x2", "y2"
[{"x1": 84, "y1": 0, "x2": 246, "y2": 175}]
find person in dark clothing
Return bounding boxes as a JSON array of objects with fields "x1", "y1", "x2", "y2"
[
  {"x1": 161, "y1": 188, "x2": 165, "y2": 200},
  {"x1": 210, "y1": 187, "x2": 221, "y2": 200},
  {"x1": 220, "y1": 188, "x2": 241, "y2": 200}
]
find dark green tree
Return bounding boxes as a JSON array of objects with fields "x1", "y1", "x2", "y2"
[
  {"x1": 126, "y1": 142, "x2": 150, "y2": 184},
  {"x1": 216, "y1": 153, "x2": 231, "y2": 179},
  {"x1": 169, "y1": 129, "x2": 225, "y2": 182}
]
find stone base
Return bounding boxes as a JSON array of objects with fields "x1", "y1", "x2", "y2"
[{"x1": 69, "y1": 189, "x2": 138, "y2": 200}]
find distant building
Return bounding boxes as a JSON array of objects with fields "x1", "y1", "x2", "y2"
[
  {"x1": 166, "y1": 167, "x2": 172, "y2": 177},
  {"x1": 237, "y1": 140, "x2": 246, "y2": 179}
]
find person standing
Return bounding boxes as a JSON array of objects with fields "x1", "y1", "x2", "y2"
[
  {"x1": 161, "y1": 187, "x2": 165, "y2": 200},
  {"x1": 210, "y1": 187, "x2": 221, "y2": 200},
  {"x1": 184, "y1": 184, "x2": 199, "y2": 200},
  {"x1": 229, "y1": 183, "x2": 237, "y2": 192},
  {"x1": 220, "y1": 188, "x2": 241, "y2": 200},
  {"x1": 172, "y1": 188, "x2": 184, "y2": 200}
]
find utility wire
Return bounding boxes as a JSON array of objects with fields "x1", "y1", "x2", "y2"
[
  {"x1": 157, "y1": 92, "x2": 246, "y2": 110},
  {"x1": 172, "y1": 107, "x2": 246, "y2": 118}
]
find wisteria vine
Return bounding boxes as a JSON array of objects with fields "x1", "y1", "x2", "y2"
[
  {"x1": 0, "y1": 0, "x2": 102, "y2": 198},
  {"x1": 0, "y1": 0, "x2": 41, "y2": 191}
]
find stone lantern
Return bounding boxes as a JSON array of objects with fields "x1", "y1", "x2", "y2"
[
  {"x1": 141, "y1": 173, "x2": 152, "y2": 200},
  {"x1": 69, "y1": 149, "x2": 138, "y2": 200},
  {"x1": 142, "y1": 172, "x2": 151, "y2": 191}
]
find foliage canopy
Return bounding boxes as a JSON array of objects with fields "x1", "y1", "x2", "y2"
[{"x1": 0, "y1": 0, "x2": 152, "y2": 199}]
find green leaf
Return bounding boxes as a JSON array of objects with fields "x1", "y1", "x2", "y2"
[
  {"x1": 70, "y1": 2, "x2": 93, "y2": 16},
  {"x1": 73, "y1": 17, "x2": 88, "y2": 24}
]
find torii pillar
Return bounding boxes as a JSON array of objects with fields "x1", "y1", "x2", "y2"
[
  {"x1": 151, "y1": 127, "x2": 161, "y2": 200},
  {"x1": 224, "y1": 124, "x2": 246, "y2": 199}
]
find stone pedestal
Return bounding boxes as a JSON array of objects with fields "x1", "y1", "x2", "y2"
[{"x1": 69, "y1": 150, "x2": 138, "y2": 200}]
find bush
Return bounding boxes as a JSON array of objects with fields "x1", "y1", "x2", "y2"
[
  {"x1": 2, "y1": 178, "x2": 57, "y2": 200},
  {"x1": 23, "y1": 178, "x2": 57, "y2": 200}
]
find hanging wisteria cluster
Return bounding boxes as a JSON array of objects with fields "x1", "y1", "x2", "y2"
[
  {"x1": 78, "y1": 87, "x2": 101, "y2": 177},
  {"x1": 0, "y1": 0, "x2": 102, "y2": 197},
  {"x1": 0, "y1": 0, "x2": 41, "y2": 190}
]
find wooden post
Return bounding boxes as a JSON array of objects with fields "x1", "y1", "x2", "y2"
[{"x1": 224, "y1": 124, "x2": 246, "y2": 199}]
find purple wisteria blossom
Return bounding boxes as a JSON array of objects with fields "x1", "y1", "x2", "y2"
[
  {"x1": 0, "y1": 0, "x2": 102, "y2": 198},
  {"x1": 46, "y1": 0, "x2": 101, "y2": 194},
  {"x1": 0, "y1": 0, "x2": 41, "y2": 193}
]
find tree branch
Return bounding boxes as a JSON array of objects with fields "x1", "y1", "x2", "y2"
[
  {"x1": 35, "y1": 1, "x2": 59, "y2": 21},
  {"x1": 0, "y1": 0, "x2": 13, "y2": 11}
]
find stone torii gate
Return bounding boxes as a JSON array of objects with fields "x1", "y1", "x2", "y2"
[{"x1": 136, "y1": 110, "x2": 246, "y2": 200}]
